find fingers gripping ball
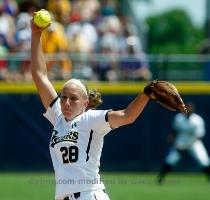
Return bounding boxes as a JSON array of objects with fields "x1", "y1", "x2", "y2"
[
  {"x1": 144, "y1": 80, "x2": 187, "y2": 113},
  {"x1": 33, "y1": 9, "x2": 51, "y2": 28}
]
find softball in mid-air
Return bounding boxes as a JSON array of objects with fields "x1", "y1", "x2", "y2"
[{"x1": 33, "y1": 9, "x2": 51, "y2": 28}]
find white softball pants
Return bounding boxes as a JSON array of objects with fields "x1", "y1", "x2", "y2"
[{"x1": 165, "y1": 140, "x2": 210, "y2": 167}]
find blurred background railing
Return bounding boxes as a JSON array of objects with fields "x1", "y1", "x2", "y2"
[{"x1": 1, "y1": 53, "x2": 210, "y2": 82}]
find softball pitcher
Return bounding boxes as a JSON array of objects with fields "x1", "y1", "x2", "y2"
[
  {"x1": 30, "y1": 19, "x2": 151, "y2": 200},
  {"x1": 158, "y1": 103, "x2": 210, "y2": 184}
]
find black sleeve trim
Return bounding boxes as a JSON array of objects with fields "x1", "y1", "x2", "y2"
[
  {"x1": 105, "y1": 111, "x2": 109, "y2": 122},
  {"x1": 50, "y1": 96, "x2": 59, "y2": 107},
  {"x1": 86, "y1": 130, "x2": 93, "y2": 162},
  {"x1": 105, "y1": 109, "x2": 112, "y2": 122}
]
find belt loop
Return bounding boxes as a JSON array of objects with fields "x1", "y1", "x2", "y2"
[{"x1": 74, "y1": 192, "x2": 80, "y2": 199}]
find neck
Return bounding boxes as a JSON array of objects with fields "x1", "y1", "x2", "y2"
[{"x1": 64, "y1": 110, "x2": 85, "y2": 121}]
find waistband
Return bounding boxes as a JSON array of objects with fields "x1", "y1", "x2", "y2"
[
  {"x1": 64, "y1": 192, "x2": 80, "y2": 200},
  {"x1": 63, "y1": 189, "x2": 106, "y2": 200}
]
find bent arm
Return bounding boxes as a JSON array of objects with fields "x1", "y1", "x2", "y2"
[
  {"x1": 108, "y1": 92, "x2": 149, "y2": 128},
  {"x1": 31, "y1": 22, "x2": 57, "y2": 109}
]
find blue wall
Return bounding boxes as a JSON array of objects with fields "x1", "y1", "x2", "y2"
[{"x1": 0, "y1": 94, "x2": 210, "y2": 172}]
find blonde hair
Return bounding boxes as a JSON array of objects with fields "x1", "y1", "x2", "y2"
[
  {"x1": 64, "y1": 79, "x2": 88, "y2": 97},
  {"x1": 87, "y1": 89, "x2": 103, "y2": 109}
]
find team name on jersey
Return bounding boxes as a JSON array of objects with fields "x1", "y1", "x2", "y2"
[{"x1": 51, "y1": 129, "x2": 79, "y2": 148}]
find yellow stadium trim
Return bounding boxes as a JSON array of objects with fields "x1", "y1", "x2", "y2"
[{"x1": 0, "y1": 81, "x2": 210, "y2": 94}]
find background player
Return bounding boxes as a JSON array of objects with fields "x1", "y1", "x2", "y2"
[
  {"x1": 30, "y1": 18, "x2": 153, "y2": 200},
  {"x1": 158, "y1": 102, "x2": 210, "y2": 184}
]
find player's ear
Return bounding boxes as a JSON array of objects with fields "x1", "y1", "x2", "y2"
[{"x1": 84, "y1": 99, "x2": 89, "y2": 108}]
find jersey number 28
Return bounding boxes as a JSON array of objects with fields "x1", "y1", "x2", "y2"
[{"x1": 60, "y1": 146, "x2": 79, "y2": 163}]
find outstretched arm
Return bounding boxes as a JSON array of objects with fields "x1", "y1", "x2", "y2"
[
  {"x1": 30, "y1": 21, "x2": 57, "y2": 109},
  {"x1": 108, "y1": 92, "x2": 149, "y2": 128}
]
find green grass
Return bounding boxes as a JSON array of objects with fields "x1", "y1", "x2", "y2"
[{"x1": 0, "y1": 172, "x2": 209, "y2": 200}]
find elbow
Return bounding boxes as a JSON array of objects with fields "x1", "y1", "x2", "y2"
[
  {"x1": 31, "y1": 70, "x2": 40, "y2": 81},
  {"x1": 31, "y1": 70, "x2": 47, "y2": 83},
  {"x1": 31, "y1": 66, "x2": 39, "y2": 76},
  {"x1": 31, "y1": 68, "x2": 37, "y2": 77},
  {"x1": 31, "y1": 67, "x2": 46, "y2": 77},
  {"x1": 120, "y1": 110, "x2": 137, "y2": 126}
]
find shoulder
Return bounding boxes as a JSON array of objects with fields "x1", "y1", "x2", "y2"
[
  {"x1": 191, "y1": 113, "x2": 204, "y2": 123},
  {"x1": 84, "y1": 109, "x2": 108, "y2": 118},
  {"x1": 81, "y1": 109, "x2": 112, "y2": 134},
  {"x1": 43, "y1": 96, "x2": 62, "y2": 125},
  {"x1": 82, "y1": 109, "x2": 110, "y2": 124}
]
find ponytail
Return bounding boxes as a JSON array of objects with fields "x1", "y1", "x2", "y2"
[
  {"x1": 80, "y1": 80, "x2": 103, "y2": 109},
  {"x1": 87, "y1": 89, "x2": 103, "y2": 109}
]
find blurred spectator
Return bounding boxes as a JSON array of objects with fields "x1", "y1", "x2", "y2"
[
  {"x1": 0, "y1": 0, "x2": 150, "y2": 82},
  {"x1": 41, "y1": 22, "x2": 72, "y2": 80},
  {"x1": 67, "y1": 28, "x2": 91, "y2": 81},
  {"x1": 120, "y1": 49, "x2": 151, "y2": 81},
  {"x1": 67, "y1": 4, "x2": 99, "y2": 80},
  {"x1": 0, "y1": 9, "x2": 16, "y2": 49},
  {"x1": 120, "y1": 42, "x2": 152, "y2": 81},
  {"x1": 0, "y1": 34, "x2": 9, "y2": 80},
  {"x1": 97, "y1": 15, "x2": 121, "y2": 39},
  {"x1": 12, "y1": 12, "x2": 32, "y2": 81},
  {"x1": 47, "y1": 0, "x2": 71, "y2": 25},
  {"x1": 68, "y1": 24, "x2": 90, "y2": 53},
  {"x1": 0, "y1": 0, "x2": 18, "y2": 16},
  {"x1": 100, "y1": 31, "x2": 119, "y2": 53},
  {"x1": 3, "y1": 0, "x2": 40, "y2": 81},
  {"x1": 100, "y1": 0, "x2": 116, "y2": 16},
  {"x1": 93, "y1": 47, "x2": 118, "y2": 81},
  {"x1": 14, "y1": 12, "x2": 31, "y2": 52},
  {"x1": 118, "y1": 18, "x2": 152, "y2": 81},
  {"x1": 0, "y1": 33, "x2": 22, "y2": 81},
  {"x1": 71, "y1": 0, "x2": 100, "y2": 23},
  {"x1": 67, "y1": 21, "x2": 98, "y2": 53},
  {"x1": 93, "y1": 15, "x2": 122, "y2": 81},
  {"x1": 0, "y1": 7, "x2": 18, "y2": 81},
  {"x1": 66, "y1": 23, "x2": 96, "y2": 80},
  {"x1": 0, "y1": 35, "x2": 8, "y2": 53}
]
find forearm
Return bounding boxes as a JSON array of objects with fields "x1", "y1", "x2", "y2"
[
  {"x1": 31, "y1": 32, "x2": 47, "y2": 76},
  {"x1": 123, "y1": 92, "x2": 149, "y2": 123},
  {"x1": 30, "y1": 22, "x2": 57, "y2": 109},
  {"x1": 108, "y1": 92, "x2": 149, "y2": 128}
]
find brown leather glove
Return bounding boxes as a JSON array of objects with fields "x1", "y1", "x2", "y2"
[{"x1": 144, "y1": 80, "x2": 187, "y2": 113}]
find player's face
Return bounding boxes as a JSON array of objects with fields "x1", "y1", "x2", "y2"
[{"x1": 60, "y1": 83, "x2": 89, "y2": 121}]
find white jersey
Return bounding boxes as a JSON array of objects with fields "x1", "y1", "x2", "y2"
[
  {"x1": 173, "y1": 113, "x2": 205, "y2": 150},
  {"x1": 43, "y1": 97, "x2": 112, "y2": 200}
]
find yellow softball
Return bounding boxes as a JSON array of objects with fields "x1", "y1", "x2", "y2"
[{"x1": 33, "y1": 9, "x2": 51, "y2": 28}]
